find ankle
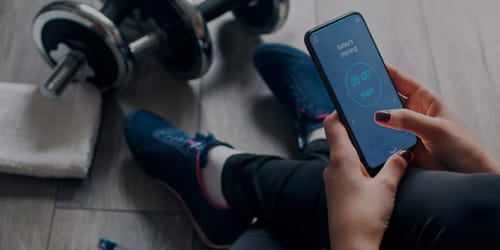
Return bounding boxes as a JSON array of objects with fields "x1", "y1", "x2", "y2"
[
  {"x1": 201, "y1": 146, "x2": 240, "y2": 209},
  {"x1": 307, "y1": 127, "x2": 326, "y2": 144}
]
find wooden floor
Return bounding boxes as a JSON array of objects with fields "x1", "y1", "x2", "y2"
[{"x1": 1, "y1": 0, "x2": 500, "y2": 249}]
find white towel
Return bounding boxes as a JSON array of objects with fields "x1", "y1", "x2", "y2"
[{"x1": 0, "y1": 82, "x2": 101, "y2": 178}]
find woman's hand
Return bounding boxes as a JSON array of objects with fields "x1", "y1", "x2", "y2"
[
  {"x1": 374, "y1": 65, "x2": 500, "y2": 174},
  {"x1": 323, "y1": 113, "x2": 410, "y2": 250}
]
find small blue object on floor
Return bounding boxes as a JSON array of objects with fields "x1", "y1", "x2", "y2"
[{"x1": 98, "y1": 238, "x2": 129, "y2": 250}]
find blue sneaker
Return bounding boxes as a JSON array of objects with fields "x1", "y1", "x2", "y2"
[
  {"x1": 253, "y1": 43, "x2": 334, "y2": 150},
  {"x1": 124, "y1": 110, "x2": 251, "y2": 249}
]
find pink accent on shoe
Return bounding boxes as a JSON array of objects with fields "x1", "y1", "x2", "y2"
[
  {"x1": 315, "y1": 113, "x2": 328, "y2": 120},
  {"x1": 300, "y1": 108, "x2": 306, "y2": 113},
  {"x1": 188, "y1": 140, "x2": 194, "y2": 145},
  {"x1": 195, "y1": 152, "x2": 231, "y2": 210}
]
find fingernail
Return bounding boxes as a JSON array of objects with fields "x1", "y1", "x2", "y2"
[
  {"x1": 375, "y1": 110, "x2": 392, "y2": 122},
  {"x1": 398, "y1": 148, "x2": 411, "y2": 161}
]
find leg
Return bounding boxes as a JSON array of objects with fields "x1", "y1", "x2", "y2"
[
  {"x1": 382, "y1": 167, "x2": 500, "y2": 250},
  {"x1": 223, "y1": 150, "x2": 500, "y2": 250},
  {"x1": 123, "y1": 107, "x2": 331, "y2": 248},
  {"x1": 222, "y1": 140, "x2": 330, "y2": 248}
]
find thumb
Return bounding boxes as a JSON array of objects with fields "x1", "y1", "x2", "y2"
[
  {"x1": 376, "y1": 149, "x2": 411, "y2": 188},
  {"x1": 374, "y1": 109, "x2": 442, "y2": 138}
]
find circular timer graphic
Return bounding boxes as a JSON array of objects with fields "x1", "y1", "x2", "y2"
[{"x1": 345, "y1": 62, "x2": 383, "y2": 107}]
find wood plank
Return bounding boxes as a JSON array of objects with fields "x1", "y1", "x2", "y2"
[
  {"x1": 48, "y1": 209, "x2": 193, "y2": 250},
  {"x1": 260, "y1": 0, "x2": 317, "y2": 51},
  {"x1": 422, "y1": 0, "x2": 500, "y2": 160},
  {"x1": 0, "y1": 0, "x2": 51, "y2": 83},
  {"x1": 0, "y1": 175, "x2": 56, "y2": 250},
  {"x1": 199, "y1": 0, "x2": 316, "y2": 157},
  {"x1": 314, "y1": 0, "x2": 439, "y2": 90}
]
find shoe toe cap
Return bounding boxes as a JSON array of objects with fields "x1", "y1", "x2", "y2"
[
  {"x1": 124, "y1": 110, "x2": 178, "y2": 163},
  {"x1": 253, "y1": 44, "x2": 334, "y2": 113}
]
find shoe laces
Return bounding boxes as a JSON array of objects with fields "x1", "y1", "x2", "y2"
[
  {"x1": 288, "y1": 81, "x2": 328, "y2": 150},
  {"x1": 156, "y1": 129, "x2": 220, "y2": 152},
  {"x1": 155, "y1": 130, "x2": 205, "y2": 154},
  {"x1": 288, "y1": 78, "x2": 326, "y2": 124},
  {"x1": 187, "y1": 133, "x2": 217, "y2": 152}
]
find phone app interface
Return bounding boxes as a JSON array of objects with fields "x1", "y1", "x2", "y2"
[{"x1": 309, "y1": 13, "x2": 416, "y2": 168}]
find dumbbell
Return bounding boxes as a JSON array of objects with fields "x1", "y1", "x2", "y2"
[
  {"x1": 33, "y1": 0, "x2": 212, "y2": 98},
  {"x1": 135, "y1": 0, "x2": 289, "y2": 84},
  {"x1": 195, "y1": 0, "x2": 289, "y2": 34},
  {"x1": 137, "y1": 0, "x2": 290, "y2": 80},
  {"x1": 32, "y1": 0, "x2": 289, "y2": 98}
]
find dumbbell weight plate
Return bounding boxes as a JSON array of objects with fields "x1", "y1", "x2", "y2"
[
  {"x1": 233, "y1": 0, "x2": 289, "y2": 34},
  {"x1": 33, "y1": 1, "x2": 132, "y2": 91},
  {"x1": 139, "y1": 0, "x2": 212, "y2": 80}
]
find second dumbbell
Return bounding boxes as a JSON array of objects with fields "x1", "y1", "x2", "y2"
[{"x1": 197, "y1": 0, "x2": 289, "y2": 34}]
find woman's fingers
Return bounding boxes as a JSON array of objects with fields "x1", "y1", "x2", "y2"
[
  {"x1": 324, "y1": 112, "x2": 358, "y2": 158},
  {"x1": 324, "y1": 112, "x2": 363, "y2": 177},
  {"x1": 376, "y1": 149, "x2": 410, "y2": 189},
  {"x1": 386, "y1": 64, "x2": 427, "y2": 97},
  {"x1": 374, "y1": 109, "x2": 443, "y2": 139}
]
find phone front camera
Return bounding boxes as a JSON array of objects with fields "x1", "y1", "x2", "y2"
[{"x1": 312, "y1": 35, "x2": 320, "y2": 43}]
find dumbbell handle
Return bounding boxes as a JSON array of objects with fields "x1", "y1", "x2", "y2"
[
  {"x1": 41, "y1": 50, "x2": 86, "y2": 98},
  {"x1": 197, "y1": 0, "x2": 251, "y2": 22},
  {"x1": 129, "y1": 33, "x2": 160, "y2": 58},
  {"x1": 40, "y1": 33, "x2": 159, "y2": 98}
]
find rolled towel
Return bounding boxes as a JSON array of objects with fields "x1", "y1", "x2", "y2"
[{"x1": 0, "y1": 82, "x2": 101, "y2": 178}]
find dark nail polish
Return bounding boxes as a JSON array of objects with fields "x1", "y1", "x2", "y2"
[
  {"x1": 398, "y1": 148, "x2": 411, "y2": 161},
  {"x1": 375, "y1": 111, "x2": 392, "y2": 122}
]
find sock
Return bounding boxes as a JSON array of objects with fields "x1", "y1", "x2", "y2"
[
  {"x1": 201, "y1": 145, "x2": 240, "y2": 208},
  {"x1": 307, "y1": 127, "x2": 326, "y2": 144}
]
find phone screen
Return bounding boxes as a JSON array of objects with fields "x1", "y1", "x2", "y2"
[{"x1": 305, "y1": 12, "x2": 416, "y2": 173}]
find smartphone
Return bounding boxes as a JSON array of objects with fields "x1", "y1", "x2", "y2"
[{"x1": 304, "y1": 12, "x2": 417, "y2": 176}]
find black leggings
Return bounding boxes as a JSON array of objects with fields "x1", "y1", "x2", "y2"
[{"x1": 222, "y1": 139, "x2": 500, "y2": 250}]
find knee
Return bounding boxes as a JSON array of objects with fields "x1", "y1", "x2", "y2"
[
  {"x1": 386, "y1": 170, "x2": 500, "y2": 249},
  {"x1": 442, "y1": 174, "x2": 500, "y2": 226},
  {"x1": 392, "y1": 169, "x2": 500, "y2": 226}
]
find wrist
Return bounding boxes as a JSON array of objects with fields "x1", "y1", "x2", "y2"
[
  {"x1": 331, "y1": 238, "x2": 380, "y2": 250},
  {"x1": 490, "y1": 162, "x2": 500, "y2": 175},
  {"x1": 478, "y1": 156, "x2": 500, "y2": 174},
  {"x1": 330, "y1": 230, "x2": 382, "y2": 250}
]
